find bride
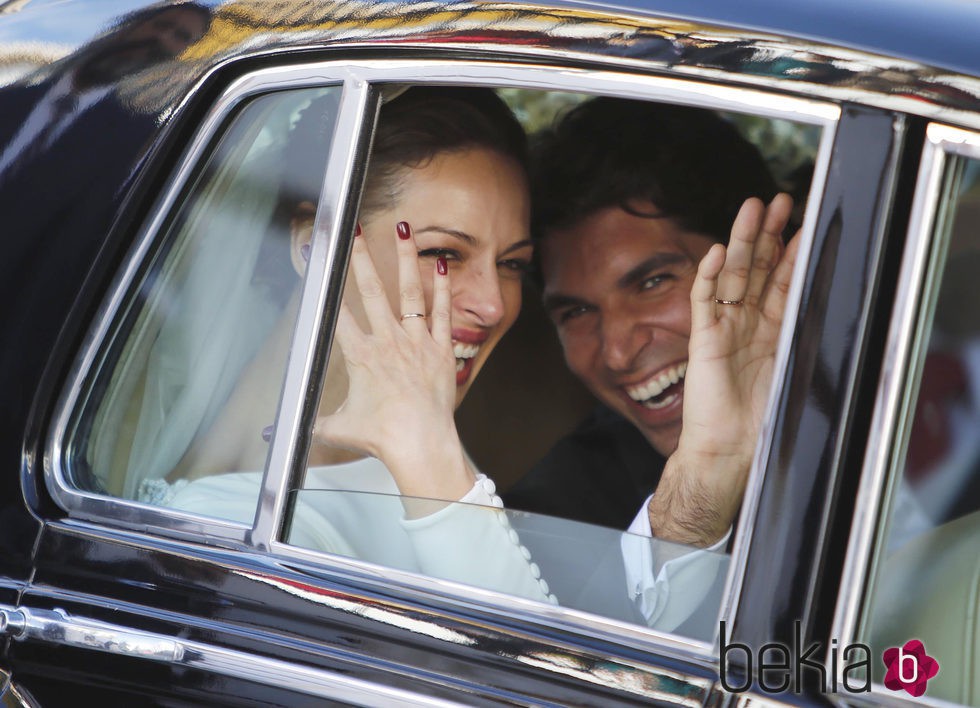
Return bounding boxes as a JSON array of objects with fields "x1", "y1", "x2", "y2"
[{"x1": 155, "y1": 86, "x2": 556, "y2": 602}]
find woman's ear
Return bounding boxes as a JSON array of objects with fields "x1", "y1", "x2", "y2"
[{"x1": 289, "y1": 201, "x2": 317, "y2": 275}]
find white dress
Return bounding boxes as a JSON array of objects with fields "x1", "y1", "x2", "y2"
[
  {"x1": 157, "y1": 457, "x2": 557, "y2": 605},
  {"x1": 147, "y1": 461, "x2": 728, "y2": 636}
]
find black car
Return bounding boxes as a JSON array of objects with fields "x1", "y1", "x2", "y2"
[{"x1": 2, "y1": 0, "x2": 979, "y2": 705}]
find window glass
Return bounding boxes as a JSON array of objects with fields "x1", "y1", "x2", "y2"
[
  {"x1": 65, "y1": 86, "x2": 341, "y2": 515},
  {"x1": 865, "y1": 156, "x2": 980, "y2": 705},
  {"x1": 273, "y1": 86, "x2": 821, "y2": 641},
  {"x1": 288, "y1": 490, "x2": 729, "y2": 641}
]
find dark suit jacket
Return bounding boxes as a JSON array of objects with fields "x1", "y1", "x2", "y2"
[
  {"x1": 504, "y1": 406, "x2": 727, "y2": 639},
  {"x1": 503, "y1": 405, "x2": 667, "y2": 529}
]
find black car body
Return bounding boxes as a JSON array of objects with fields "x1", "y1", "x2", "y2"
[{"x1": 2, "y1": 0, "x2": 979, "y2": 705}]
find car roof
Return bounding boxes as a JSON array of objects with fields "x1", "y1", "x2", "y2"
[
  {"x1": 3, "y1": 0, "x2": 978, "y2": 81},
  {"x1": 521, "y1": 0, "x2": 980, "y2": 77}
]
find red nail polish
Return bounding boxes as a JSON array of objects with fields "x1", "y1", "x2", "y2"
[
  {"x1": 396, "y1": 221, "x2": 410, "y2": 240},
  {"x1": 437, "y1": 256, "x2": 447, "y2": 275},
  {"x1": 355, "y1": 223, "x2": 362, "y2": 237}
]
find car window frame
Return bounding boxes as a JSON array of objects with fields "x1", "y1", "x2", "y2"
[
  {"x1": 44, "y1": 57, "x2": 839, "y2": 659},
  {"x1": 832, "y1": 123, "x2": 980, "y2": 697}
]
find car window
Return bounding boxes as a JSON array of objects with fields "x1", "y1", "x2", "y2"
[
  {"x1": 275, "y1": 85, "x2": 825, "y2": 643},
  {"x1": 51, "y1": 64, "x2": 834, "y2": 649},
  {"x1": 62, "y1": 85, "x2": 340, "y2": 511},
  {"x1": 863, "y1": 152, "x2": 980, "y2": 705}
]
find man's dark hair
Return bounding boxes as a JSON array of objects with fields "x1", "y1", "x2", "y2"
[{"x1": 531, "y1": 97, "x2": 778, "y2": 245}]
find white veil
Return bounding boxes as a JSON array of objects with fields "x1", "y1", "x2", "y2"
[{"x1": 84, "y1": 88, "x2": 339, "y2": 499}]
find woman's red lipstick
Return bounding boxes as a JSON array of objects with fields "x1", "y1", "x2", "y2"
[{"x1": 452, "y1": 329, "x2": 487, "y2": 386}]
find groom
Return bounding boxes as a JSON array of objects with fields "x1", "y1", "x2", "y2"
[{"x1": 506, "y1": 97, "x2": 799, "y2": 556}]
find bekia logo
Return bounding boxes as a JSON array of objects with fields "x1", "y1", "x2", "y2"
[
  {"x1": 882, "y1": 640, "x2": 940, "y2": 697},
  {"x1": 719, "y1": 623, "x2": 941, "y2": 696},
  {"x1": 719, "y1": 621, "x2": 872, "y2": 693}
]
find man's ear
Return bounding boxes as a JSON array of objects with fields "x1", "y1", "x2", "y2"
[{"x1": 288, "y1": 201, "x2": 317, "y2": 275}]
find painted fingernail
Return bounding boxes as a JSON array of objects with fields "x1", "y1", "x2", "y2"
[
  {"x1": 261, "y1": 425, "x2": 273, "y2": 442},
  {"x1": 396, "y1": 221, "x2": 410, "y2": 240},
  {"x1": 300, "y1": 244, "x2": 310, "y2": 262},
  {"x1": 437, "y1": 256, "x2": 447, "y2": 275},
  {"x1": 355, "y1": 222, "x2": 362, "y2": 237}
]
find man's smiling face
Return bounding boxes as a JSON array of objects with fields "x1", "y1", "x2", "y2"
[{"x1": 541, "y1": 203, "x2": 716, "y2": 456}]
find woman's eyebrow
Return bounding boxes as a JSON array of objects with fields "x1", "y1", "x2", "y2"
[
  {"x1": 413, "y1": 226, "x2": 476, "y2": 246},
  {"x1": 413, "y1": 228, "x2": 533, "y2": 256}
]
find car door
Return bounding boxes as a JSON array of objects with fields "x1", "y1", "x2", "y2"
[
  {"x1": 6, "y1": 60, "x2": 838, "y2": 707},
  {"x1": 8, "y1": 1, "x2": 959, "y2": 706}
]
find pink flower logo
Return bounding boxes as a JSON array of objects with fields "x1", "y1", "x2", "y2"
[{"x1": 882, "y1": 640, "x2": 940, "y2": 697}]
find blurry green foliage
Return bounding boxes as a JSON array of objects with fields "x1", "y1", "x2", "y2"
[{"x1": 497, "y1": 88, "x2": 586, "y2": 133}]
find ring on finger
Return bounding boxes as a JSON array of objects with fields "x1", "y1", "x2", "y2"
[
  {"x1": 714, "y1": 298, "x2": 744, "y2": 306},
  {"x1": 401, "y1": 312, "x2": 426, "y2": 320}
]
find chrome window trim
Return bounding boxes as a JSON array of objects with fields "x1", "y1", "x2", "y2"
[
  {"x1": 200, "y1": 59, "x2": 841, "y2": 124},
  {"x1": 831, "y1": 124, "x2": 980, "y2": 692},
  {"x1": 249, "y1": 78, "x2": 379, "y2": 551},
  {"x1": 45, "y1": 58, "x2": 838, "y2": 661},
  {"x1": 268, "y1": 536, "x2": 717, "y2": 662},
  {"x1": 263, "y1": 542, "x2": 717, "y2": 700}
]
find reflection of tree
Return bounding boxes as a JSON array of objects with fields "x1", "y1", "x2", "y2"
[
  {"x1": 107, "y1": 0, "x2": 980, "y2": 123},
  {"x1": 116, "y1": 0, "x2": 690, "y2": 113},
  {"x1": 498, "y1": 89, "x2": 584, "y2": 134}
]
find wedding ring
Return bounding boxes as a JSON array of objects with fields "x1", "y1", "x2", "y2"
[
  {"x1": 714, "y1": 298, "x2": 744, "y2": 306},
  {"x1": 401, "y1": 312, "x2": 426, "y2": 320}
]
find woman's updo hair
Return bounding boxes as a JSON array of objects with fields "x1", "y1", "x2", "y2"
[
  {"x1": 282, "y1": 86, "x2": 528, "y2": 221},
  {"x1": 359, "y1": 86, "x2": 528, "y2": 218}
]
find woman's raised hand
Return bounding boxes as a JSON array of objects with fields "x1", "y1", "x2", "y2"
[
  {"x1": 649, "y1": 193, "x2": 800, "y2": 546},
  {"x1": 314, "y1": 222, "x2": 475, "y2": 503}
]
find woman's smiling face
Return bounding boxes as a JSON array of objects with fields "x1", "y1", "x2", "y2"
[{"x1": 357, "y1": 147, "x2": 532, "y2": 407}]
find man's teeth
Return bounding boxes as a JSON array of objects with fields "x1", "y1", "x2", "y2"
[
  {"x1": 453, "y1": 342, "x2": 479, "y2": 372},
  {"x1": 626, "y1": 362, "x2": 688, "y2": 405}
]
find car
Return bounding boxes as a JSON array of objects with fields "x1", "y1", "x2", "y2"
[{"x1": 2, "y1": 0, "x2": 979, "y2": 705}]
